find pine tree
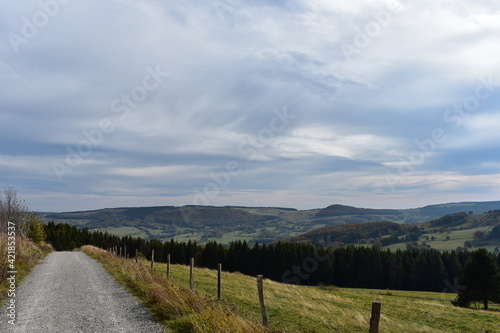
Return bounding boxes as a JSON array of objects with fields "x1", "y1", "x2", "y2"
[
  {"x1": 452, "y1": 248, "x2": 500, "y2": 309},
  {"x1": 27, "y1": 215, "x2": 46, "y2": 244}
]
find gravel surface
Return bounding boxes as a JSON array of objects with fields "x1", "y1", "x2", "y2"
[{"x1": 0, "y1": 251, "x2": 165, "y2": 333}]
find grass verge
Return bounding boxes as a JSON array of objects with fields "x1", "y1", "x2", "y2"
[
  {"x1": 81, "y1": 245, "x2": 267, "y2": 333},
  {"x1": 0, "y1": 235, "x2": 53, "y2": 305}
]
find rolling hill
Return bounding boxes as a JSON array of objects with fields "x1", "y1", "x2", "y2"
[
  {"x1": 285, "y1": 210, "x2": 500, "y2": 252},
  {"x1": 38, "y1": 201, "x2": 500, "y2": 245}
]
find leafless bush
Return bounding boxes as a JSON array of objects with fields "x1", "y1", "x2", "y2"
[{"x1": 0, "y1": 186, "x2": 29, "y2": 235}]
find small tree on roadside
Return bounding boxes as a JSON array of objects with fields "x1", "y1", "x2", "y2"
[
  {"x1": 27, "y1": 214, "x2": 46, "y2": 244},
  {"x1": 452, "y1": 248, "x2": 500, "y2": 310}
]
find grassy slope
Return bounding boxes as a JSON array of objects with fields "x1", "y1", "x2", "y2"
[
  {"x1": 384, "y1": 226, "x2": 497, "y2": 251},
  {"x1": 420, "y1": 226, "x2": 497, "y2": 251},
  {"x1": 149, "y1": 260, "x2": 500, "y2": 332},
  {"x1": 385, "y1": 215, "x2": 499, "y2": 251},
  {"x1": 0, "y1": 236, "x2": 53, "y2": 305},
  {"x1": 289, "y1": 211, "x2": 500, "y2": 251}
]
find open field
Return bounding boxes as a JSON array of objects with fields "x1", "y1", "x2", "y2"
[
  {"x1": 385, "y1": 225, "x2": 499, "y2": 252},
  {"x1": 341, "y1": 288, "x2": 456, "y2": 301},
  {"x1": 101, "y1": 226, "x2": 148, "y2": 238},
  {"x1": 149, "y1": 260, "x2": 500, "y2": 332},
  {"x1": 420, "y1": 226, "x2": 498, "y2": 251}
]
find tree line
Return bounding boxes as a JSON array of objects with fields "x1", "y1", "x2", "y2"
[{"x1": 44, "y1": 221, "x2": 500, "y2": 295}]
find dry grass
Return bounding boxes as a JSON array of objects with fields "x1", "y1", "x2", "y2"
[
  {"x1": 0, "y1": 234, "x2": 53, "y2": 304},
  {"x1": 81, "y1": 245, "x2": 268, "y2": 333},
  {"x1": 158, "y1": 261, "x2": 500, "y2": 333}
]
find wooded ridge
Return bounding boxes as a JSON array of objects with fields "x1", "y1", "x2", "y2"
[{"x1": 38, "y1": 201, "x2": 500, "y2": 245}]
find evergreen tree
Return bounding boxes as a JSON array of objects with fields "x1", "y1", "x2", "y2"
[
  {"x1": 27, "y1": 214, "x2": 46, "y2": 244},
  {"x1": 452, "y1": 249, "x2": 500, "y2": 309}
]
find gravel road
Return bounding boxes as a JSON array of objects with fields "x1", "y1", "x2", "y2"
[{"x1": 0, "y1": 251, "x2": 165, "y2": 333}]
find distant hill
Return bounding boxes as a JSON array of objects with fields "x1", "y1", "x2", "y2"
[
  {"x1": 284, "y1": 210, "x2": 500, "y2": 252},
  {"x1": 313, "y1": 201, "x2": 500, "y2": 224},
  {"x1": 39, "y1": 201, "x2": 500, "y2": 245},
  {"x1": 315, "y1": 204, "x2": 401, "y2": 217},
  {"x1": 407, "y1": 201, "x2": 500, "y2": 222},
  {"x1": 312, "y1": 204, "x2": 405, "y2": 225}
]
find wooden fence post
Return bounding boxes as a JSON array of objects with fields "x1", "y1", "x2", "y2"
[
  {"x1": 369, "y1": 301, "x2": 381, "y2": 333},
  {"x1": 257, "y1": 275, "x2": 268, "y2": 326},
  {"x1": 151, "y1": 249, "x2": 155, "y2": 270},
  {"x1": 217, "y1": 263, "x2": 222, "y2": 301},
  {"x1": 166, "y1": 254, "x2": 171, "y2": 279},
  {"x1": 124, "y1": 246, "x2": 127, "y2": 258},
  {"x1": 135, "y1": 249, "x2": 138, "y2": 263},
  {"x1": 119, "y1": 247, "x2": 122, "y2": 257},
  {"x1": 190, "y1": 257, "x2": 194, "y2": 291}
]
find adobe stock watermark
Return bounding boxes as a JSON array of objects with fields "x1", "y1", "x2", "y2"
[
  {"x1": 441, "y1": 276, "x2": 465, "y2": 297},
  {"x1": 180, "y1": 106, "x2": 296, "y2": 222},
  {"x1": 7, "y1": 0, "x2": 73, "y2": 54},
  {"x1": 385, "y1": 74, "x2": 500, "y2": 192},
  {"x1": 212, "y1": 0, "x2": 241, "y2": 29},
  {"x1": 282, "y1": 239, "x2": 331, "y2": 285},
  {"x1": 52, "y1": 65, "x2": 169, "y2": 182},
  {"x1": 340, "y1": 1, "x2": 403, "y2": 61},
  {"x1": 5, "y1": 221, "x2": 17, "y2": 325}
]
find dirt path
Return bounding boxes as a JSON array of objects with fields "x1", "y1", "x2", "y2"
[{"x1": 0, "y1": 251, "x2": 164, "y2": 333}]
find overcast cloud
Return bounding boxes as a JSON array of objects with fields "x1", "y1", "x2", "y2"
[{"x1": 1, "y1": 0, "x2": 500, "y2": 212}]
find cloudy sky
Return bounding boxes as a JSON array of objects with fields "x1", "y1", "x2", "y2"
[{"x1": 1, "y1": 0, "x2": 500, "y2": 212}]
